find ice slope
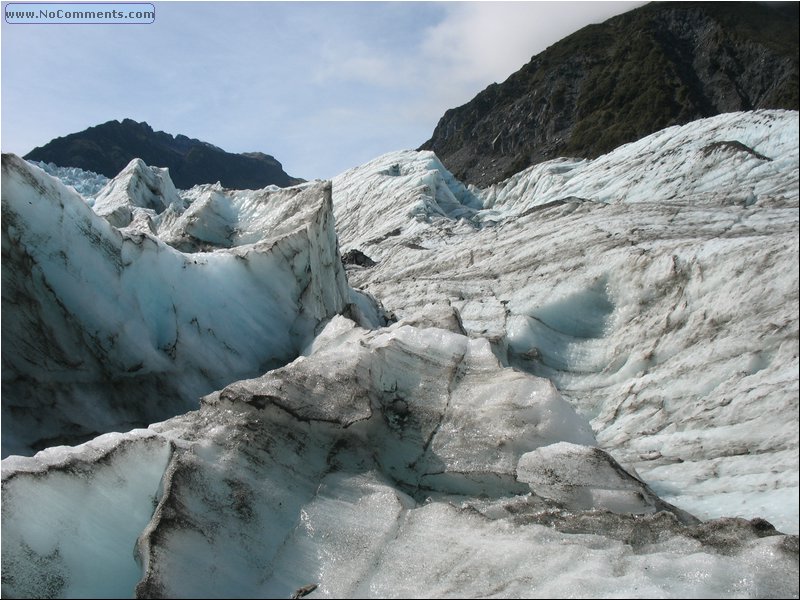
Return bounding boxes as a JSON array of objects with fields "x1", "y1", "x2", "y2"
[
  {"x1": 332, "y1": 110, "x2": 800, "y2": 534},
  {"x1": 1, "y1": 111, "x2": 797, "y2": 599},
  {"x1": 1, "y1": 154, "x2": 351, "y2": 456},
  {"x1": 480, "y1": 110, "x2": 799, "y2": 212},
  {"x1": 4, "y1": 317, "x2": 796, "y2": 599}
]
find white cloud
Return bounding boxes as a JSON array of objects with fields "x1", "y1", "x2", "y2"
[{"x1": 421, "y1": 1, "x2": 644, "y2": 86}]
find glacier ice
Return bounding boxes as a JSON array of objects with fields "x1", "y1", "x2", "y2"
[
  {"x1": 2, "y1": 110, "x2": 798, "y2": 598},
  {"x1": 4, "y1": 318, "x2": 796, "y2": 599},
  {"x1": 1, "y1": 154, "x2": 350, "y2": 456},
  {"x1": 1, "y1": 432, "x2": 173, "y2": 597},
  {"x1": 332, "y1": 110, "x2": 799, "y2": 535},
  {"x1": 25, "y1": 160, "x2": 109, "y2": 201},
  {"x1": 92, "y1": 158, "x2": 186, "y2": 228}
]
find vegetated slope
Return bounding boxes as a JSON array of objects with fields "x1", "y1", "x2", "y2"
[
  {"x1": 420, "y1": 1, "x2": 799, "y2": 186},
  {"x1": 24, "y1": 119, "x2": 302, "y2": 189}
]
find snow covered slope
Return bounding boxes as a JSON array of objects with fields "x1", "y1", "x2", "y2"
[
  {"x1": 1, "y1": 154, "x2": 350, "y2": 456},
  {"x1": 332, "y1": 110, "x2": 799, "y2": 533}
]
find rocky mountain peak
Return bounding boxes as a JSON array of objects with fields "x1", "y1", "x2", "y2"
[
  {"x1": 420, "y1": 1, "x2": 799, "y2": 186},
  {"x1": 24, "y1": 119, "x2": 302, "y2": 189}
]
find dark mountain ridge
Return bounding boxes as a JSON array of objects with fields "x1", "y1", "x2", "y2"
[
  {"x1": 420, "y1": 1, "x2": 799, "y2": 186},
  {"x1": 24, "y1": 119, "x2": 303, "y2": 189}
]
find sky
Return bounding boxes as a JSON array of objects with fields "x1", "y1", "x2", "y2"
[{"x1": 1, "y1": 1, "x2": 645, "y2": 180}]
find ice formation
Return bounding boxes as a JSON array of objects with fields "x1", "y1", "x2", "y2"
[
  {"x1": 332, "y1": 110, "x2": 800, "y2": 534},
  {"x1": 2, "y1": 154, "x2": 350, "y2": 456},
  {"x1": 25, "y1": 160, "x2": 109, "y2": 201},
  {"x1": 3, "y1": 318, "x2": 795, "y2": 599},
  {"x1": 2, "y1": 110, "x2": 798, "y2": 598}
]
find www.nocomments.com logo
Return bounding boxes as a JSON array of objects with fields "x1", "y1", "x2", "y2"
[{"x1": 5, "y1": 3, "x2": 154, "y2": 24}]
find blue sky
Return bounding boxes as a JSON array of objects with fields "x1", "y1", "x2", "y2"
[{"x1": 1, "y1": 1, "x2": 643, "y2": 180}]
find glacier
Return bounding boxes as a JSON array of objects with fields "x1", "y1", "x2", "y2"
[
  {"x1": 332, "y1": 110, "x2": 800, "y2": 535},
  {"x1": 1, "y1": 110, "x2": 798, "y2": 598},
  {"x1": 25, "y1": 160, "x2": 109, "y2": 202},
  {"x1": 2, "y1": 154, "x2": 351, "y2": 456}
]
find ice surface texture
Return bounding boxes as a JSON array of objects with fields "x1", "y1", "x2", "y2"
[
  {"x1": 333, "y1": 110, "x2": 799, "y2": 534},
  {"x1": 26, "y1": 160, "x2": 109, "y2": 201},
  {"x1": 1, "y1": 110, "x2": 798, "y2": 598},
  {"x1": 1, "y1": 155, "x2": 350, "y2": 456},
  {"x1": 4, "y1": 318, "x2": 795, "y2": 599}
]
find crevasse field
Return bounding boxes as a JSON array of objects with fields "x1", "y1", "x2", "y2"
[{"x1": 2, "y1": 110, "x2": 798, "y2": 599}]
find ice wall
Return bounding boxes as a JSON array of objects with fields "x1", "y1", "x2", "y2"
[{"x1": 1, "y1": 154, "x2": 350, "y2": 456}]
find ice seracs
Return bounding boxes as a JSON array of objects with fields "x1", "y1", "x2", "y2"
[
  {"x1": 1, "y1": 154, "x2": 350, "y2": 457},
  {"x1": 157, "y1": 180, "x2": 328, "y2": 252},
  {"x1": 92, "y1": 158, "x2": 186, "y2": 228},
  {"x1": 26, "y1": 160, "x2": 109, "y2": 201}
]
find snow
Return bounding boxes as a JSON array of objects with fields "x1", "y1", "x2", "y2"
[{"x1": 2, "y1": 110, "x2": 798, "y2": 598}]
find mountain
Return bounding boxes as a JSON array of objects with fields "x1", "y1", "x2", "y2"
[
  {"x1": 2, "y1": 110, "x2": 797, "y2": 597},
  {"x1": 23, "y1": 119, "x2": 302, "y2": 189},
  {"x1": 420, "y1": 1, "x2": 799, "y2": 186}
]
